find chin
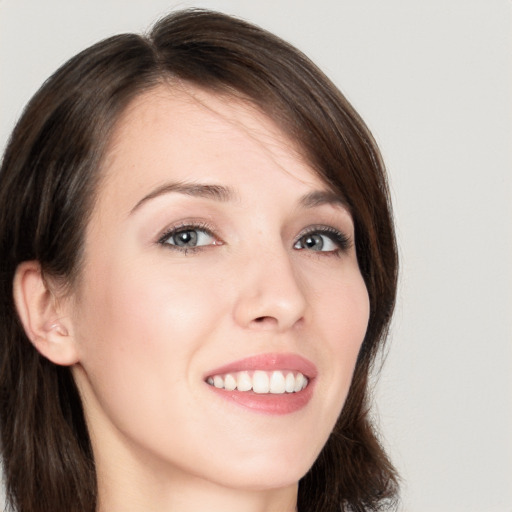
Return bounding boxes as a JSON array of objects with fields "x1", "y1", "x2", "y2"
[{"x1": 194, "y1": 444, "x2": 319, "y2": 492}]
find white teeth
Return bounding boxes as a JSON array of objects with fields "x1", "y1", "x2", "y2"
[
  {"x1": 237, "y1": 371, "x2": 252, "y2": 392},
  {"x1": 294, "y1": 373, "x2": 306, "y2": 392},
  {"x1": 285, "y1": 372, "x2": 295, "y2": 393},
  {"x1": 224, "y1": 374, "x2": 237, "y2": 391},
  {"x1": 252, "y1": 371, "x2": 270, "y2": 393},
  {"x1": 207, "y1": 370, "x2": 309, "y2": 394},
  {"x1": 270, "y1": 371, "x2": 286, "y2": 394}
]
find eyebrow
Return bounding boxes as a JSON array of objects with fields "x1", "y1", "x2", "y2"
[
  {"x1": 130, "y1": 181, "x2": 350, "y2": 215},
  {"x1": 130, "y1": 182, "x2": 235, "y2": 214},
  {"x1": 299, "y1": 190, "x2": 351, "y2": 212}
]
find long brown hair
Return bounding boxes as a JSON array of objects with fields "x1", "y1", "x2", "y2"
[{"x1": 0, "y1": 9, "x2": 398, "y2": 511}]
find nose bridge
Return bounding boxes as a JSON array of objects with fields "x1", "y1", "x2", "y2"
[{"x1": 232, "y1": 238, "x2": 307, "y2": 331}]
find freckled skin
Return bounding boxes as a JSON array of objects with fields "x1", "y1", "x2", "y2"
[{"x1": 68, "y1": 85, "x2": 370, "y2": 512}]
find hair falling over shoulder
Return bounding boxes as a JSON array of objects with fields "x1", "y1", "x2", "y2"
[{"x1": 0, "y1": 9, "x2": 399, "y2": 512}]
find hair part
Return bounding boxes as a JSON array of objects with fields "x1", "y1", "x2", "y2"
[{"x1": 0, "y1": 9, "x2": 398, "y2": 512}]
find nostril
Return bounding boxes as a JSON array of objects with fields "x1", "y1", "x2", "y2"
[{"x1": 251, "y1": 316, "x2": 278, "y2": 327}]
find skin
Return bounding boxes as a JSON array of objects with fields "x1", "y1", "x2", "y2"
[{"x1": 61, "y1": 85, "x2": 370, "y2": 512}]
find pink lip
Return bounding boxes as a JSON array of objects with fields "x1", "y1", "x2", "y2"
[
  {"x1": 204, "y1": 353, "x2": 317, "y2": 416},
  {"x1": 205, "y1": 353, "x2": 318, "y2": 379}
]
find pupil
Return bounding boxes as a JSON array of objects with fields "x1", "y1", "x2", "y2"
[
  {"x1": 176, "y1": 230, "x2": 197, "y2": 246},
  {"x1": 304, "y1": 234, "x2": 323, "y2": 250}
]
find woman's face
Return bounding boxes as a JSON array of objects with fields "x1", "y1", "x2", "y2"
[{"x1": 69, "y1": 85, "x2": 369, "y2": 493}]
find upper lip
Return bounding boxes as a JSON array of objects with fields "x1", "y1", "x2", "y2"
[{"x1": 204, "y1": 353, "x2": 318, "y2": 380}]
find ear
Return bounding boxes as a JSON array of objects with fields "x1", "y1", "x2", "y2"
[{"x1": 13, "y1": 261, "x2": 79, "y2": 366}]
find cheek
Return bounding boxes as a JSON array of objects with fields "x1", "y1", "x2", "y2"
[
  {"x1": 72, "y1": 255, "x2": 224, "y2": 427},
  {"x1": 313, "y1": 267, "x2": 370, "y2": 412},
  {"x1": 313, "y1": 260, "x2": 370, "y2": 351},
  {"x1": 78, "y1": 253, "x2": 222, "y2": 349}
]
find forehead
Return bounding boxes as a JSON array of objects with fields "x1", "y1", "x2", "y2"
[
  {"x1": 93, "y1": 84, "x2": 340, "y2": 226},
  {"x1": 105, "y1": 85, "x2": 325, "y2": 180}
]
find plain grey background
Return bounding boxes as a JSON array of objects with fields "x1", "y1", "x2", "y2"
[{"x1": 1, "y1": 1, "x2": 511, "y2": 511}]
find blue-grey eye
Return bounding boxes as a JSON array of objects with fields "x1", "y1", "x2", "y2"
[
  {"x1": 163, "y1": 228, "x2": 215, "y2": 248},
  {"x1": 293, "y1": 230, "x2": 349, "y2": 252}
]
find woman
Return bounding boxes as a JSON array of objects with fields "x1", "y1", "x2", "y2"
[{"x1": 0, "y1": 9, "x2": 398, "y2": 512}]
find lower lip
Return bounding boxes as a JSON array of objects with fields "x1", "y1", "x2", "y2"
[{"x1": 207, "y1": 382, "x2": 314, "y2": 415}]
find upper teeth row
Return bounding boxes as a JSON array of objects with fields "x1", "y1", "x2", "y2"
[{"x1": 206, "y1": 370, "x2": 308, "y2": 394}]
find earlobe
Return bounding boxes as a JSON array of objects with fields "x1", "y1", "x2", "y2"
[{"x1": 13, "y1": 261, "x2": 78, "y2": 366}]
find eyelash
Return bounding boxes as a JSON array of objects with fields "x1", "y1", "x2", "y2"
[
  {"x1": 293, "y1": 225, "x2": 352, "y2": 256},
  {"x1": 157, "y1": 222, "x2": 352, "y2": 255},
  {"x1": 157, "y1": 221, "x2": 219, "y2": 254}
]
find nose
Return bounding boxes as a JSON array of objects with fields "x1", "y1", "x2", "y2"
[{"x1": 232, "y1": 245, "x2": 307, "y2": 332}]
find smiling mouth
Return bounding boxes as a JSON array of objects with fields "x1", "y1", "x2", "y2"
[
  {"x1": 204, "y1": 353, "x2": 316, "y2": 414},
  {"x1": 206, "y1": 370, "x2": 309, "y2": 394}
]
